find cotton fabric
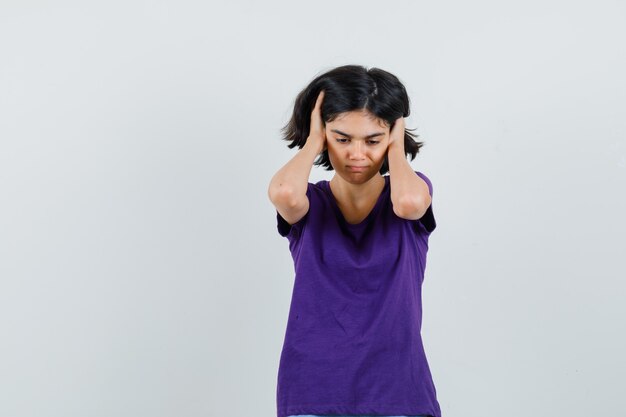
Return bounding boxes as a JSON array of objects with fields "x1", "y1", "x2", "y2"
[{"x1": 275, "y1": 171, "x2": 441, "y2": 417}]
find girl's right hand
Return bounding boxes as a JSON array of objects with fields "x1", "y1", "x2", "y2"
[{"x1": 308, "y1": 90, "x2": 327, "y2": 153}]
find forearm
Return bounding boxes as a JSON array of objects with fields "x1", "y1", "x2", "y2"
[
  {"x1": 387, "y1": 143, "x2": 430, "y2": 213},
  {"x1": 268, "y1": 140, "x2": 321, "y2": 204}
]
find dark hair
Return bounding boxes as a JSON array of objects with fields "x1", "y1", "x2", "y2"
[{"x1": 280, "y1": 64, "x2": 424, "y2": 174}]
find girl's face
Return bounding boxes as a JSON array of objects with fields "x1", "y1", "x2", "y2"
[{"x1": 325, "y1": 110, "x2": 390, "y2": 182}]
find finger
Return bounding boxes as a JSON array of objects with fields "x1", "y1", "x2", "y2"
[
  {"x1": 390, "y1": 117, "x2": 405, "y2": 141},
  {"x1": 393, "y1": 117, "x2": 405, "y2": 132},
  {"x1": 314, "y1": 90, "x2": 325, "y2": 111}
]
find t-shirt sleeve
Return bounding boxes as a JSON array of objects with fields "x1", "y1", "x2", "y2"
[
  {"x1": 412, "y1": 171, "x2": 437, "y2": 234},
  {"x1": 275, "y1": 183, "x2": 312, "y2": 239}
]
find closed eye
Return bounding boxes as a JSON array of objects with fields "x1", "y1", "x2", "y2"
[{"x1": 336, "y1": 138, "x2": 380, "y2": 145}]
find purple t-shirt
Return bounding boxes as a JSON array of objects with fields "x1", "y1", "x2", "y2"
[{"x1": 275, "y1": 171, "x2": 441, "y2": 417}]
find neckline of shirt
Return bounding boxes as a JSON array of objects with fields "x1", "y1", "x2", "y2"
[{"x1": 323, "y1": 175, "x2": 389, "y2": 228}]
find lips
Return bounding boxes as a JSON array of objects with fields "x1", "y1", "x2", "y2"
[{"x1": 348, "y1": 165, "x2": 368, "y2": 171}]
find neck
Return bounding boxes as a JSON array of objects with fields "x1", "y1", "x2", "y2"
[{"x1": 330, "y1": 173, "x2": 385, "y2": 203}]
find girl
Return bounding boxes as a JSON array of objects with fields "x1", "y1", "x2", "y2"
[{"x1": 268, "y1": 65, "x2": 441, "y2": 417}]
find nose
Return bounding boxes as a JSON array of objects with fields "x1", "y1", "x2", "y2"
[{"x1": 348, "y1": 141, "x2": 366, "y2": 160}]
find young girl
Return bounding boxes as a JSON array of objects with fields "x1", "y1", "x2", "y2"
[{"x1": 268, "y1": 65, "x2": 441, "y2": 417}]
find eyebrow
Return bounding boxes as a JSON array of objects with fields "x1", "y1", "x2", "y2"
[{"x1": 330, "y1": 129, "x2": 385, "y2": 139}]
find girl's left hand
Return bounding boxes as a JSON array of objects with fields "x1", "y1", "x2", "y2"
[{"x1": 388, "y1": 117, "x2": 405, "y2": 150}]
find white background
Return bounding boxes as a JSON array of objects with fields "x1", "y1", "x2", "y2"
[{"x1": 1, "y1": 1, "x2": 624, "y2": 416}]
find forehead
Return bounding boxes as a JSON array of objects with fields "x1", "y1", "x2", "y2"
[{"x1": 328, "y1": 110, "x2": 388, "y2": 130}]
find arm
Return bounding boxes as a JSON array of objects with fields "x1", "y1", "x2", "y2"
[
  {"x1": 269, "y1": 90, "x2": 327, "y2": 225},
  {"x1": 267, "y1": 140, "x2": 320, "y2": 225},
  {"x1": 387, "y1": 118, "x2": 432, "y2": 220}
]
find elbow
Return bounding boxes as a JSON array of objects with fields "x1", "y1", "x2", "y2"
[
  {"x1": 268, "y1": 183, "x2": 299, "y2": 207},
  {"x1": 394, "y1": 194, "x2": 431, "y2": 220}
]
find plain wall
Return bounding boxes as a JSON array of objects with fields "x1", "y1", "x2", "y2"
[{"x1": 1, "y1": 1, "x2": 625, "y2": 416}]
